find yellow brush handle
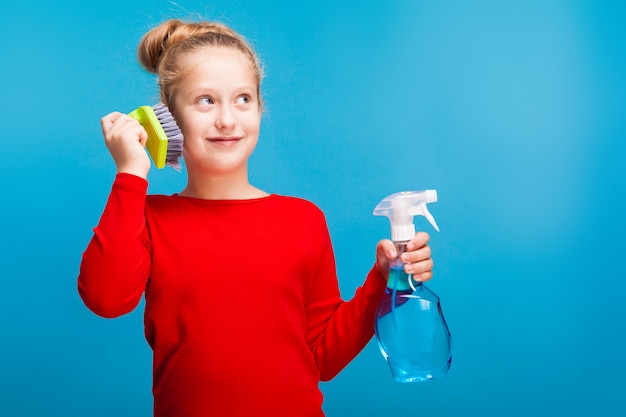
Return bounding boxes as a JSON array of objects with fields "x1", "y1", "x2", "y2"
[{"x1": 128, "y1": 106, "x2": 168, "y2": 169}]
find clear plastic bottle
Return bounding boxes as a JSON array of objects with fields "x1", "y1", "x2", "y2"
[{"x1": 374, "y1": 191, "x2": 452, "y2": 382}]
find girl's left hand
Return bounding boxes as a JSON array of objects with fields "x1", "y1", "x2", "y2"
[{"x1": 375, "y1": 231, "x2": 434, "y2": 282}]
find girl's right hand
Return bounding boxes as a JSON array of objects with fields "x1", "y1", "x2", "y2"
[{"x1": 100, "y1": 112, "x2": 151, "y2": 179}]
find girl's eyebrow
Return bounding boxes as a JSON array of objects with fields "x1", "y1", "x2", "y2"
[{"x1": 189, "y1": 84, "x2": 256, "y2": 94}]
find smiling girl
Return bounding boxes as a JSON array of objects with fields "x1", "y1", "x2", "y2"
[{"x1": 78, "y1": 18, "x2": 434, "y2": 417}]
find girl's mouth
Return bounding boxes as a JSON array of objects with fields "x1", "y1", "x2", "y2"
[{"x1": 208, "y1": 136, "x2": 242, "y2": 146}]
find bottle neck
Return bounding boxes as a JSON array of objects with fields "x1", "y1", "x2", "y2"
[
  {"x1": 386, "y1": 240, "x2": 422, "y2": 291},
  {"x1": 392, "y1": 241, "x2": 408, "y2": 267}
]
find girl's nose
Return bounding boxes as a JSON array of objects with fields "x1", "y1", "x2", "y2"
[{"x1": 215, "y1": 105, "x2": 235, "y2": 129}]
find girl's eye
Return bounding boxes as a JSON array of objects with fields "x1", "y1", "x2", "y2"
[
  {"x1": 236, "y1": 95, "x2": 250, "y2": 105},
  {"x1": 198, "y1": 96, "x2": 214, "y2": 105}
]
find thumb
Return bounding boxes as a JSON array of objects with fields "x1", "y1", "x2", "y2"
[
  {"x1": 375, "y1": 239, "x2": 397, "y2": 276},
  {"x1": 137, "y1": 125, "x2": 149, "y2": 147}
]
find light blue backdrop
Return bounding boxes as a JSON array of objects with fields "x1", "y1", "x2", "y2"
[{"x1": 1, "y1": 0, "x2": 624, "y2": 415}]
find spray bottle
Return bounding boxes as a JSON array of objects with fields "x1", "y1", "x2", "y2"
[{"x1": 373, "y1": 190, "x2": 452, "y2": 382}]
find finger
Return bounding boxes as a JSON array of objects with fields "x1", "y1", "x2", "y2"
[
  {"x1": 377, "y1": 239, "x2": 397, "y2": 260},
  {"x1": 401, "y1": 245, "x2": 431, "y2": 264},
  {"x1": 118, "y1": 123, "x2": 148, "y2": 148},
  {"x1": 405, "y1": 257, "x2": 434, "y2": 274},
  {"x1": 411, "y1": 269, "x2": 433, "y2": 282},
  {"x1": 406, "y1": 258, "x2": 434, "y2": 283},
  {"x1": 406, "y1": 231, "x2": 430, "y2": 251},
  {"x1": 101, "y1": 112, "x2": 123, "y2": 135},
  {"x1": 104, "y1": 115, "x2": 147, "y2": 145},
  {"x1": 137, "y1": 125, "x2": 149, "y2": 146}
]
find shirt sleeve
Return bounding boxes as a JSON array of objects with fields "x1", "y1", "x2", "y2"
[
  {"x1": 77, "y1": 173, "x2": 152, "y2": 318},
  {"x1": 304, "y1": 214, "x2": 387, "y2": 381}
]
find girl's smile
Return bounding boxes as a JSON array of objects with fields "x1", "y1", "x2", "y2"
[{"x1": 206, "y1": 135, "x2": 243, "y2": 146}]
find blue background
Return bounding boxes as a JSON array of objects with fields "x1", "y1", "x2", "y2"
[{"x1": 1, "y1": 0, "x2": 625, "y2": 415}]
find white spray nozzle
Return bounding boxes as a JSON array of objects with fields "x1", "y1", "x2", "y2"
[{"x1": 373, "y1": 190, "x2": 439, "y2": 241}]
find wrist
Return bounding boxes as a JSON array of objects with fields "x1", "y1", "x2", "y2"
[
  {"x1": 116, "y1": 164, "x2": 149, "y2": 179},
  {"x1": 373, "y1": 262, "x2": 388, "y2": 283}
]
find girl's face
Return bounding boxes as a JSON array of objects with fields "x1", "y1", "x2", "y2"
[{"x1": 173, "y1": 47, "x2": 261, "y2": 177}]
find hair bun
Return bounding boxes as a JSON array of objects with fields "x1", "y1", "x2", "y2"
[{"x1": 137, "y1": 19, "x2": 188, "y2": 73}]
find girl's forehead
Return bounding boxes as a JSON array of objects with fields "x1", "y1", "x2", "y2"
[
  {"x1": 183, "y1": 46, "x2": 252, "y2": 69},
  {"x1": 176, "y1": 47, "x2": 259, "y2": 92}
]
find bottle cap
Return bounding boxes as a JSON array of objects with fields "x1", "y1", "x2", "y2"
[{"x1": 374, "y1": 190, "x2": 440, "y2": 241}]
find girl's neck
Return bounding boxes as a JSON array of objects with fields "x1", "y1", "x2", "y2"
[{"x1": 179, "y1": 171, "x2": 268, "y2": 200}]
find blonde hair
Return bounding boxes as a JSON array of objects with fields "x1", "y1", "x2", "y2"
[{"x1": 137, "y1": 19, "x2": 263, "y2": 109}]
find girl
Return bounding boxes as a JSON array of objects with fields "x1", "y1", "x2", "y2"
[{"x1": 78, "y1": 18, "x2": 434, "y2": 417}]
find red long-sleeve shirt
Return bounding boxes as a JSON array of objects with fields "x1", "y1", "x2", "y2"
[{"x1": 78, "y1": 173, "x2": 386, "y2": 417}]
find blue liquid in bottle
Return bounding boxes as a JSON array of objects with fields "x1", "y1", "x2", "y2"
[{"x1": 375, "y1": 261, "x2": 452, "y2": 382}]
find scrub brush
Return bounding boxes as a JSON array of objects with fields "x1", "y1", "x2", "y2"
[{"x1": 128, "y1": 103, "x2": 184, "y2": 170}]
